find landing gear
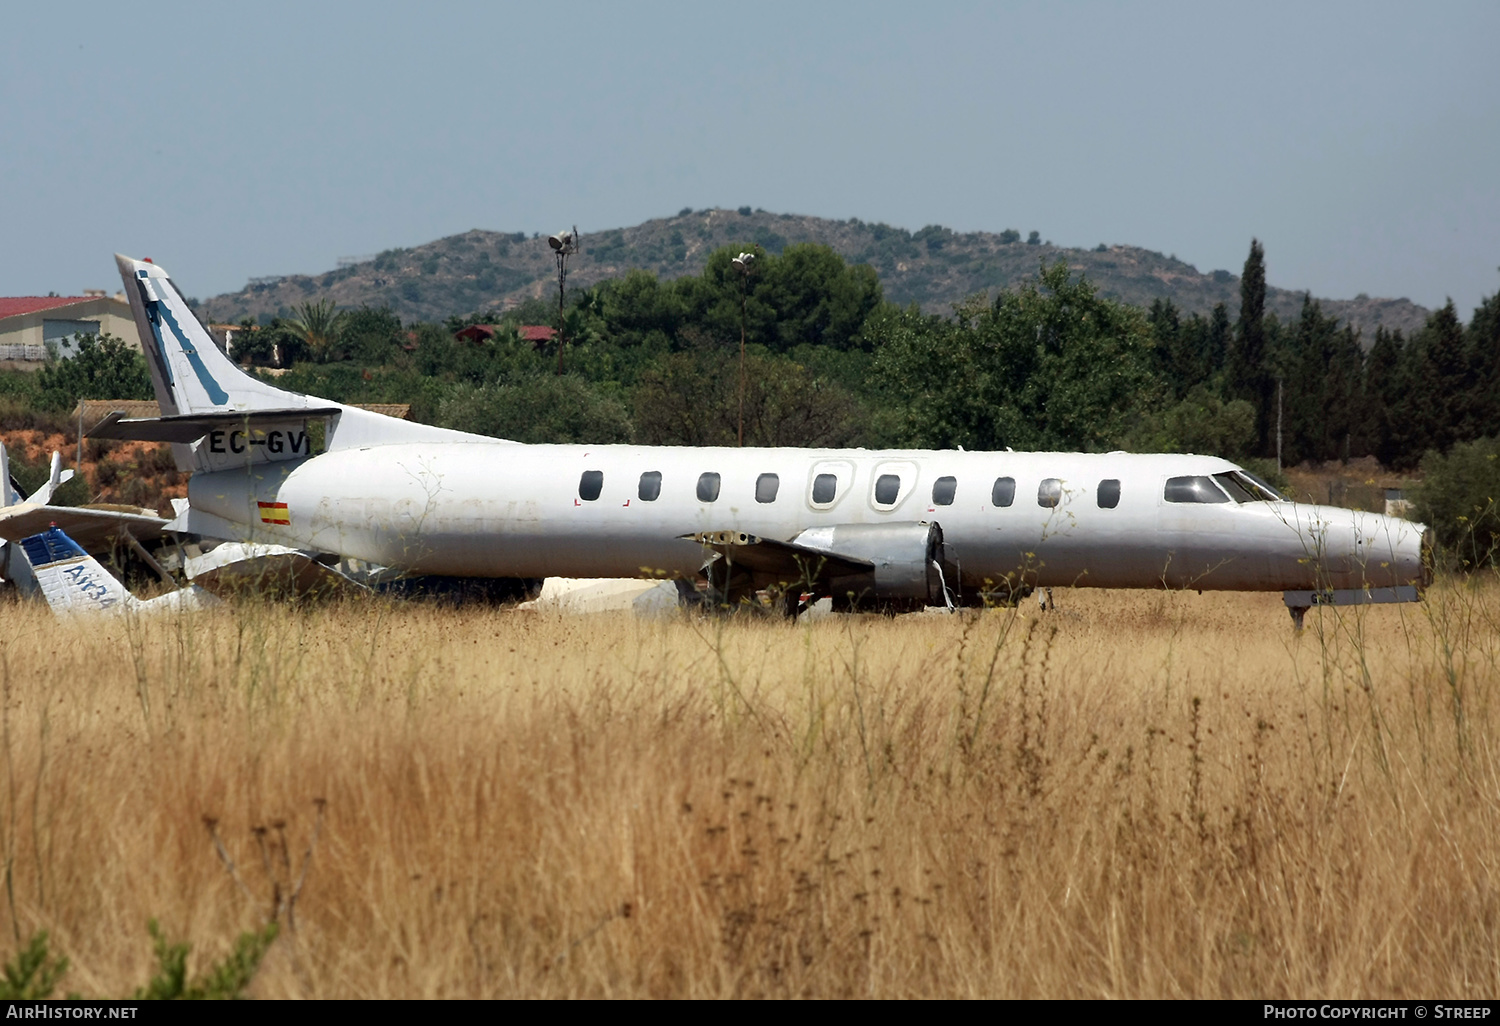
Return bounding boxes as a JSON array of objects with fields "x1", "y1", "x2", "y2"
[{"x1": 1288, "y1": 605, "x2": 1308, "y2": 631}]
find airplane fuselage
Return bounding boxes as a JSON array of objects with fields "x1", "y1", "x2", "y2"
[{"x1": 189, "y1": 443, "x2": 1426, "y2": 594}]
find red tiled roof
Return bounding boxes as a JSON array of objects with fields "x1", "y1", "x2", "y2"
[
  {"x1": 0, "y1": 296, "x2": 99, "y2": 319},
  {"x1": 454, "y1": 324, "x2": 498, "y2": 342},
  {"x1": 519, "y1": 325, "x2": 557, "y2": 343}
]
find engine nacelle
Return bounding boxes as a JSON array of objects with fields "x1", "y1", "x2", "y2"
[{"x1": 791, "y1": 521, "x2": 952, "y2": 611}]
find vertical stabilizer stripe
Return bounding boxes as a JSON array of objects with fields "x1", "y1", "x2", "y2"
[{"x1": 153, "y1": 299, "x2": 229, "y2": 405}]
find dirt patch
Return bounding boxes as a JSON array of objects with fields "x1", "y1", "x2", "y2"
[{"x1": 2, "y1": 429, "x2": 185, "y2": 513}]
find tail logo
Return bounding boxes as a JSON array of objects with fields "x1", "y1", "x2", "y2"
[{"x1": 257, "y1": 501, "x2": 291, "y2": 526}]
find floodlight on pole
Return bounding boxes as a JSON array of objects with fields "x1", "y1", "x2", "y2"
[
  {"x1": 551, "y1": 225, "x2": 580, "y2": 374},
  {"x1": 732, "y1": 252, "x2": 756, "y2": 447}
]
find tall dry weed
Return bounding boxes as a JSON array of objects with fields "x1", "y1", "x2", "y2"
[{"x1": 0, "y1": 582, "x2": 1495, "y2": 997}]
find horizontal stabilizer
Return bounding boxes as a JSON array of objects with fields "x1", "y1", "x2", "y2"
[
  {"x1": 0, "y1": 502, "x2": 168, "y2": 547},
  {"x1": 87, "y1": 407, "x2": 343, "y2": 444}
]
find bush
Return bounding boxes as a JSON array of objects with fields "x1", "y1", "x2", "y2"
[
  {"x1": 33, "y1": 333, "x2": 154, "y2": 412},
  {"x1": 436, "y1": 376, "x2": 633, "y2": 444},
  {"x1": 1414, "y1": 437, "x2": 1500, "y2": 570}
]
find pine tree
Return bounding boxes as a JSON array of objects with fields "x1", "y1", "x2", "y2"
[
  {"x1": 1415, "y1": 301, "x2": 1470, "y2": 453},
  {"x1": 1465, "y1": 292, "x2": 1500, "y2": 437}
]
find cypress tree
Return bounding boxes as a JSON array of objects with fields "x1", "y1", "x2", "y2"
[
  {"x1": 1363, "y1": 327, "x2": 1403, "y2": 465},
  {"x1": 1230, "y1": 239, "x2": 1273, "y2": 454}
]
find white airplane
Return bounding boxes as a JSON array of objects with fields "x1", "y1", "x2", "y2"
[
  {"x1": 89, "y1": 254, "x2": 1428, "y2": 627},
  {"x1": 18, "y1": 524, "x2": 218, "y2": 616}
]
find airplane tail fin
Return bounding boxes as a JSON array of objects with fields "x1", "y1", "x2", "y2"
[
  {"x1": 115, "y1": 254, "x2": 313, "y2": 418},
  {"x1": 110, "y1": 255, "x2": 497, "y2": 475},
  {"x1": 19, "y1": 525, "x2": 217, "y2": 616}
]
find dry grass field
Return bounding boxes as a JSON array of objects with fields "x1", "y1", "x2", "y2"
[{"x1": 0, "y1": 579, "x2": 1497, "y2": 998}]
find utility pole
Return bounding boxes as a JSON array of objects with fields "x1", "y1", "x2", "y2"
[
  {"x1": 731, "y1": 252, "x2": 755, "y2": 446},
  {"x1": 1276, "y1": 378, "x2": 1283, "y2": 472},
  {"x1": 548, "y1": 226, "x2": 579, "y2": 376}
]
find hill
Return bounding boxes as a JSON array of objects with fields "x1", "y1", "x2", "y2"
[{"x1": 200, "y1": 209, "x2": 1431, "y2": 340}]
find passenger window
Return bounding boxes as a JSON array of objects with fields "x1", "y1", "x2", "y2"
[
  {"x1": 931, "y1": 476, "x2": 957, "y2": 506},
  {"x1": 697, "y1": 472, "x2": 721, "y2": 502},
  {"x1": 1037, "y1": 478, "x2": 1062, "y2": 508},
  {"x1": 579, "y1": 470, "x2": 603, "y2": 502},
  {"x1": 992, "y1": 477, "x2": 1016, "y2": 507},
  {"x1": 756, "y1": 473, "x2": 779, "y2": 503},
  {"x1": 1097, "y1": 479, "x2": 1121, "y2": 509},
  {"x1": 875, "y1": 474, "x2": 901, "y2": 506},
  {"x1": 638, "y1": 471, "x2": 661, "y2": 502},
  {"x1": 812, "y1": 473, "x2": 837, "y2": 504},
  {"x1": 1164, "y1": 476, "x2": 1230, "y2": 503}
]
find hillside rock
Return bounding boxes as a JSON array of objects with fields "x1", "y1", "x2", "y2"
[{"x1": 201, "y1": 209, "x2": 1431, "y2": 341}]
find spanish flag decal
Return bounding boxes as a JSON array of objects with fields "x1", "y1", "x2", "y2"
[{"x1": 257, "y1": 501, "x2": 291, "y2": 526}]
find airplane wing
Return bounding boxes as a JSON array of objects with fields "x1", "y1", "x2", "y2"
[
  {"x1": 0, "y1": 502, "x2": 169, "y2": 549},
  {"x1": 685, "y1": 530, "x2": 874, "y2": 586}
]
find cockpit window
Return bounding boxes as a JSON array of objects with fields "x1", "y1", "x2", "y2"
[
  {"x1": 1164, "y1": 476, "x2": 1229, "y2": 503},
  {"x1": 1236, "y1": 470, "x2": 1284, "y2": 501},
  {"x1": 932, "y1": 476, "x2": 957, "y2": 506},
  {"x1": 579, "y1": 470, "x2": 603, "y2": 502},
  {"x1": 1212, "y1": 472, "x2": 1255, "y2": 503}
]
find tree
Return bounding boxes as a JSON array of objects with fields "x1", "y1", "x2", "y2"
[
  {"x1": 669, "y1": 243, "x2": 882, "y2": 355},
  {"x1": 1467, "y1": 291, "x2": 1500, "y2": 436},
  {"x1": 342, "y1": 306, "x2": 405, "y2": 365},
  {"x1": 1229, "y1": 239, "x2": 1274, "y2": 455},
  {"x1": 435, "y1": 376, "x2": 633, "y2": 444},
  {"x1": 1362, "y1": 327, "x2": 1405, "y2": 466},
  {"x1": 871, "y1": 261, "x2": 1161, "y2": 452},
  {"x1": 285, "y1": 299, "x2": 346, "y2": 364},
  {"x1": 1414, "y1": 436, "x2": 1500, "y2": 569},
  {"x1": 34, "y1": 333, "x2": 153, "y2": 412},
  {"x1": 632, "y1": 344, "x2": 863, "y2": 448},
  {"x1": 1405, "y1": 300, "x2": 1469, "y2": 456}
]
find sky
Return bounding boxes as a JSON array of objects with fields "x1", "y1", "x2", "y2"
[{"x1": 3, "y1": 2, "x2": 1497, "y2": 318}]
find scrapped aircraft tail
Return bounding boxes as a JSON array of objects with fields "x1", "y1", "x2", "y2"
[
  {"x1": 19, "y1": 525, "x2": 218, "y2": 616},
  {"x1": 116, "y1": 253, "x2": 313, "y2": 418},
  {"x1": 110, "y1": 254, "x2": 498, "y2": 478}
]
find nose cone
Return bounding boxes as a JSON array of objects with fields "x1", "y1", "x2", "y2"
[{"x1": 1302, "y1": 505, "x2": 1427, "y2": 590}]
